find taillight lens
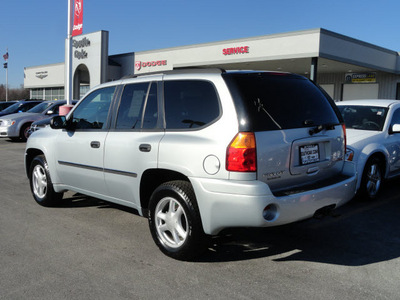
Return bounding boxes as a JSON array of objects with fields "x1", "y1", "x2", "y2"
[{"x1": 226, "y1": 132, "x2": 257, "y2": 172}]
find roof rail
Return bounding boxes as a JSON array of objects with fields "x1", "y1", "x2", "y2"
[{"x1": 120, "y1": 67, "x2": 225, "y2": 79}]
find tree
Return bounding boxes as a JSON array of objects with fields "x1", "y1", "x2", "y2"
[{"x1": 0, "y1": 84, "x2": 30, "y2": 101}]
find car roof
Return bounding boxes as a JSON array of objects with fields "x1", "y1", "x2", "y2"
[
  {"x1": 16, "y1": 99, "x2": 43, "y2": 102},
  {"x1": 336, "y1": 99, "x2": 399, "y2": 108}
]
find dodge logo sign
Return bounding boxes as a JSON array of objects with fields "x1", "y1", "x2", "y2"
[
  {"x1": 135, "y1": 60, "x2": 167, "y2": 71},
  {"x1": 135, "y1": 61, "x2": 142, "y2": 71}
]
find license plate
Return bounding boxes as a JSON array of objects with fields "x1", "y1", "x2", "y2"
[{"x1": 300, "y1": 144, "x2": 319, "y2": 165}]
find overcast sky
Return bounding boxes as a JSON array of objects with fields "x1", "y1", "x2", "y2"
[{"x1": 1, "y1": 0, "x2": 399, "y2": 88}]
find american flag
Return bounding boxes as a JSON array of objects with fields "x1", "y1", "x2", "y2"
[{"x1": 3, "y1": 52, "x2": 8, "y2": 61}]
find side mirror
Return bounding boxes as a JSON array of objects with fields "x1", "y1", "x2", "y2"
[
  {"x1": 46, "y1": 110, "x2": 54, "y2": 115},
  {"x1": 50, "y1": 115, "x2": 68, "y2": 129},
  {"x1": 391, "y1": 124, "x2": 400, "y2": 134}
]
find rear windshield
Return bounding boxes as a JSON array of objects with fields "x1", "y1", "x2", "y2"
[{"x1": 223, "y1": 72, "x2": 340, "y2": 132}]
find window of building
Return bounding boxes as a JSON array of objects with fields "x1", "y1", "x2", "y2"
[
  {"x1": 31, "y1": 89, "x2": 44, "y2": 100},
  {"x1": 80, "y1": 85, "x2": 90, "y2": 99},
  {"x1": 31, "y1": 87, "x2": 64, "y2": 100}
]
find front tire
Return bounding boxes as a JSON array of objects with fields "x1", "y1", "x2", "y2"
[
  {"x1": 29, "y1": 155, "x2": 63, "y2": 206},
  {"x1": 360, "y1": 156, "x2": 383, "y2": 200},
  {"x1": 148, "y1": 180, "x2": 206, "y2": 260},
  {"x1": 20, "y1": 123, "x2": 32, "y2": 142}
]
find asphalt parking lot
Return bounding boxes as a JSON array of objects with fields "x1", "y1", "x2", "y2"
[{"x1": 1, "y1": 138, "x2": 400, "y2": 299}]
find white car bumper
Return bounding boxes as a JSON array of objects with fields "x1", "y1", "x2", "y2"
[{"x1": 190, "y1": 162, "x2": 357, "y2": 235}]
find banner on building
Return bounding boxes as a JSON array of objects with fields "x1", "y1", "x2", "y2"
[
  {"x1": 72, "y1": 0, "x2": 83, "y2": 37},
  {"x1": 345, "y1": 72, "x2": 376, "y2": 83}
]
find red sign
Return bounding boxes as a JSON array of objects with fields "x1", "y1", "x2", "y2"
[
  {"x1": 135, "y1": 60, "x2": 167, "y2": 71},
  {"x1": 72, "y1": 0, "x2": 83, "y2": 37},
  {"x1": 222, "y1": 46, "x2": 249, "y2": 56}
]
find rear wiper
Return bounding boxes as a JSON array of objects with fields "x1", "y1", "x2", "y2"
[
  {"x1": 308, "y1": 123, "x2": 337, "y2": 135},
  {"x1": 254, "y1": 98, "x2": 282, "y2": 130}
]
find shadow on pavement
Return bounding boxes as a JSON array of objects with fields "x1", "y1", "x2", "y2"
[
  {"x1": 58, "y1": 192, "x2": 140, "y2": 216},
  {"x1": 199, "y1": 178, "x2": 400, "y2": 265},
  {"x1": 56, "y1": 180, "x2": 400, "y2": 266}
]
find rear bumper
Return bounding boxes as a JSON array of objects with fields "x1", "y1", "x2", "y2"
[{"x1": 190, "y1": 162, "x2": 357, "y2": 235}]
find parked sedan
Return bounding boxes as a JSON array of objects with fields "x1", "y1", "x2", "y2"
[
  {"x1": 0, "y1": 99, "x2": 43, "y2": 117},
  {"x1": 0, "y1": 100, "x2": 76, "y2": 141},
  {"x1": 337, "y1": 99, "x2": 400, "y2": 199},
  {"x1": 26, "y1": 117, "x2": 52, "y2": 138}
]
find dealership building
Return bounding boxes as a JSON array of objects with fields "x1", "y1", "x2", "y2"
[{"x1": 24, "y1": 28, "x2": 400, "y2": 101}]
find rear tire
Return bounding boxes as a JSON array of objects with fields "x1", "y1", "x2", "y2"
[
  {"x1": 359, "y1": 156, "x2": 383, "y2": 200},
  {"x1": 148, "y1": 180, "x2": 206, "y2": 260},
  {"x1": 29, "y1": 155, "x2": 63, "y2": 206}
]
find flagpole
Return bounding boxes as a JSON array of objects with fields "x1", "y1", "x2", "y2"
[
  {"x1": 60, "y1": 0, "x2": 80, "y2": 116},
  {"x1": 66, "y1": 0, "x2": 73, "y2": 106},
  {"x1": 5, "y1": 48, "x2": 8, "y2": 102},
  {"x1": 6, "y1": 67, "x2": 8, "y2": 102}
]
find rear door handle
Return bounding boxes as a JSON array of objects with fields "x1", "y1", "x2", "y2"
[
  {"x1": 91, "y1": 141, "x2": 100, "y2": 148},
  {"x1": 139, "y1": 144, "x2": 151, "y2": 152}
]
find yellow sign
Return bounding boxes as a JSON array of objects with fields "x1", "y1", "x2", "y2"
[{"x1": 345, "y1": 73, "x2": 376, "y2": 83}]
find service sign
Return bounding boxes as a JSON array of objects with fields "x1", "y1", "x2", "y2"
[{"x1": 222, "y1": 46, "x2": 250, "y2": 56}]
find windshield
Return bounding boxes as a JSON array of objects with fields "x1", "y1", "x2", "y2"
[
  {"x1": 27, "y1": 102, "x2": 53, "y2": 113},
  {"x1": 1, "y1": 102, "x2": 22, "y2": 114},
  {"x1": 338, "y1": 105, "x2": 388, "y2": 131}
]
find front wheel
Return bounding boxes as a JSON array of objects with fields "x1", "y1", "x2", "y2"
[
  {"x1": 29, "y1": 155, "x2": 63, "y2": 206},
  {"x1": 360, "y1": 156, "x2": 383, "y2": 200},
  {"x1": 20, "y1": 123, "x2": 32, "y2": 142},
  {"x1": 148, "y1": 180, "x2": 206, "y2": 260}
]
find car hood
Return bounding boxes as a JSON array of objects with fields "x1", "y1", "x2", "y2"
[
  {"x1": 346, "y1": 129, "x2": 381, "y2": 145},
  {"x1": 0, "y1": 112, "x2": 40, "y2": 121}
]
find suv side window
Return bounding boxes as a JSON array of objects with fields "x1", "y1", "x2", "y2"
[
  {"x1": 164, "y1": 80, "x2": 220, "y2": 129},
  {"x1": 116, "y1": 82, "x2": 158, "y2": 129},
  {"x1": 72, "y1": 86, "x2": 115, "y2": 130}
]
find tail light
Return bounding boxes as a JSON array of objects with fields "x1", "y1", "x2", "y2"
[{"x1": 226, "y1": 132, "x2": 257, "y2": 172}]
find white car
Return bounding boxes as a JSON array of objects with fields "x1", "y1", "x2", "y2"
[{"x1": 337, "y1": 99, "x2": 400, "y2": 199}]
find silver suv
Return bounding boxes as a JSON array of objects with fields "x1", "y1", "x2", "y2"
[{"x1": 25, "y1": 69, "x2": 356, "y2": 260}]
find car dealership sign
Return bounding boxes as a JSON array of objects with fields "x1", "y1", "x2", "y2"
[
  {"x1": 222, "y1": 46, "x2": 250, "y2": 56},
  {"x1": 72, "y1": 0, "x2": 83, "y2": 37},
  {"x1": 135, "y1": 60, "x2": 167, "y2": 71},
  {"x1": 345, "y1": 72, "x2": 376, "y2": 83},
  {"x1": 35, "y1": 71, "x2": 48, "y2": 79},
  {"x1": 73, "y1": 37, "x2": 90, "y2": 59}
]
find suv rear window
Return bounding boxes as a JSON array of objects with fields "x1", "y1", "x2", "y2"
[{"x1": 223, "y1": 72, "x2": 340, "y2": 132}]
